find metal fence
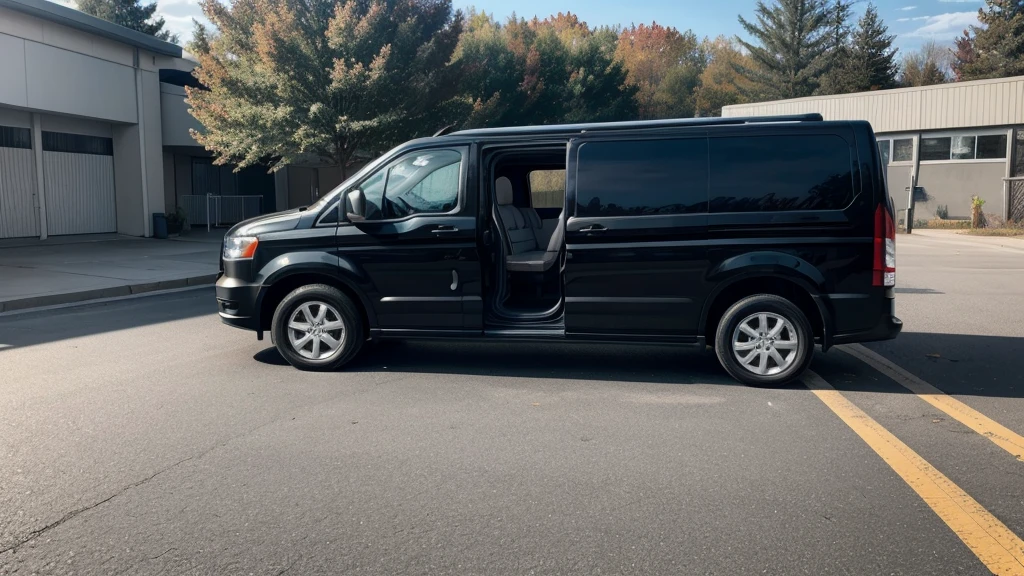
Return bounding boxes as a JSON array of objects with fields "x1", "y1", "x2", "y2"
[
  {"x1": 180, "y1": 194, "x2": 263, "y2": 230},
  {"x1": 1007, "y1": 178, "x2": 1024, "y2": 223}
]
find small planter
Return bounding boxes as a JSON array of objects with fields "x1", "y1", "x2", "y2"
[{"x1": 167, "y1": 207, "x2": 188, "y2": 236}]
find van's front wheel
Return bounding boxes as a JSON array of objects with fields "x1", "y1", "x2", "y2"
[
  {"x1": 271, "y1": 284, "x2": 364, "y2": 371},
  {"x1": 714, "y1": 294, "x2": 813, "y2": 387}
]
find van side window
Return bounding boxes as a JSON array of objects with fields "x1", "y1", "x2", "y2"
[
  {"x1": 358, "y1": 149, "x2": 462, "y2": 220},
  {"x1": 575, "y1": 139, "x2": 709, "y2": 217},
  {"x1": 528, "y1": 170, "x2": 565, "y2": 209},
  {"x1": 709, "y1": 135, "x2": 854, "y2": 213}
]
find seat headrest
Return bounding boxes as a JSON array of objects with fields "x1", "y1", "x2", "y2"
[{"x1": 495, "y1": 177, "x2": 514, "y2": 206}]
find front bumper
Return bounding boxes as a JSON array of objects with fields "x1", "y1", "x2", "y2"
[{"x1": 215, "y1": 273, "x2": 262, "y2": 333}]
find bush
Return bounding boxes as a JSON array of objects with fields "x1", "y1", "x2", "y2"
[
  {"x1": 167, "y1": 206, "x2": 188, "y2": 234},
  {"x1": 934, "y1": 204, "x2": 949, "y2": 220}
]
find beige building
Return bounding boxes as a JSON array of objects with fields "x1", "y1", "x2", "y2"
[{"x1": 722, "y1": 76, "x2": 1024, "y2": 224}]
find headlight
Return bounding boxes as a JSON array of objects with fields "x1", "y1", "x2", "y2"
[{"x1": 223, "y1": 236, "x2": 259, "y2": 260}]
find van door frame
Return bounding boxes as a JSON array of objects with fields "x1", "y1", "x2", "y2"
[{"x1": 478, "y1": 139, "x2": 572, "y2": 328}]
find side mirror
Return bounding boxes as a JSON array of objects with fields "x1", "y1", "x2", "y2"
[{"x1": 345, "y1": 189, "x2": 366, "y2": 222}]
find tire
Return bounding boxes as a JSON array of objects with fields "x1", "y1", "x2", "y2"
[
  {"x1": 714, "y1": 294, "x2": 814, "y2": 387},
  {"x1": 270, "y1": 284, "x2": 365, "y2": 371}
]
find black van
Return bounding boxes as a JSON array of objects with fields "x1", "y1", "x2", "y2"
[{"x1": 215, "y1": 114, "x2": 901, "y2": 386}]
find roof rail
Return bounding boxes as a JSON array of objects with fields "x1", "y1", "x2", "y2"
[{"x1": 448, "y1": 114, "x2": 824, "y2": 137}]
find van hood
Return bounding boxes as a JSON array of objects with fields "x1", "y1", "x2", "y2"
[{"x1": 226, "y1": 208, "x2": 303, "y2": 237}]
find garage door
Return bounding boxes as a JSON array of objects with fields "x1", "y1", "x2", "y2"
[
  {"x1": 0, "y1": 126, "x2": 39, "y2": 239},
  {"x1": 42, "y1": 131, "x2": 116, "y2": 236}
]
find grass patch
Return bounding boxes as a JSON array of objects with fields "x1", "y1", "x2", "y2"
[
  {"x1": 958, "y1": 228, "x2": 1024, "y2": 237},
  {"x1": 915, "y1": 218, "x2": 971, "y2": 230}
]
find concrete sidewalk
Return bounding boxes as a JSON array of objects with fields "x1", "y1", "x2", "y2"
[
  {"x1": 907, "y1": 228, "x2": 1024, "y2": 253},
  {"x1": 0, "y1": 231, "x2": 224, "y2": 313}
]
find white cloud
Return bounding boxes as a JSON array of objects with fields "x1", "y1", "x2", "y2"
[
  {"x1": 899, "y1": 5, "x2": 917, "y2": 11},
  {"x1": 905, "y1": 11, "x2": 979, "y2": 37},
  {"x1": 156, "y1": 0, "x2": 209, "y2": 43},
  {"x1": 897, "y1": 16, "x2": 930, "y2": 22},
  {"x1": 937, "y1": 0, "x2": 981, "y2": 3}
]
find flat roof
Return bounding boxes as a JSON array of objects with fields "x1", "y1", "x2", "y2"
[
  {"x1": 0, "y1": 0, "x2": 182, "y2": 57},
  {"x1": 449, "y1": 114, "x2": 825, "y2": 137}
]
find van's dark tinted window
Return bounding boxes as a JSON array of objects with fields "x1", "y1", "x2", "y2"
[
  {"x1": 576, "y1": 138, "x2": 708, "y2": 217},
  {"x1": 709, "y1": 135, "x2": 854, "y2": 212}
]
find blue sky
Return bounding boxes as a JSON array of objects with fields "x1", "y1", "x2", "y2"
[{"x1": 144, "y1": 0, "x2": 982, "y2": 53}]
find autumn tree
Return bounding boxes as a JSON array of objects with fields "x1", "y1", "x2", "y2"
[
  {"x1": 614, "y1": 23, "x2": 707, "y2": 119},
  {"x1": 735, "y1": 0, "x2": 832, "y2": 100},
  {"x1": 693, "y1": 36, "x2": 753, "y2": 116},
  {"x1": 186, "y1": 0, "x2": 465, "y2": 177},
  {"x1": 77, "y1": 0, "x2": 178, "y2": 42},
  {"x1": 455, "y1": 12, "x2": 636, "y2": 127},
  {"x1": 951, "y1": 32, "x2": 978, "y2": 82},
  {"x1": 951, "y1": 0, "x2": 1024, "y2": 81},
  {"x1": 900, "y1": 41, "x2": 950, "y2": 87}
]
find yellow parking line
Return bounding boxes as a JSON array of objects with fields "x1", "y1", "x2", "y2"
[
  {"x1": 842, "y1": 344, "x2": 1024, "y2": 462},
  {"x1": 804, "y1": 371, "x2": 1024, "y2": 575}
]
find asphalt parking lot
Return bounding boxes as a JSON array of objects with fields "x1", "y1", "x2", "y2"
[{"x1": 1, "y1": 231, "x2": 1023, "y2": 575}]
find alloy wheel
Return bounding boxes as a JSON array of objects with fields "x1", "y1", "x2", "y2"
[
  {"x1": 286, "y1": 301, "x2": 346, "y2": 360},
  {"x1": 731, "y1": 312, "x2": 799, "y2": 376}
]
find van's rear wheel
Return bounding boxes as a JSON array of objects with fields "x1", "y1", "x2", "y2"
[
  {"x1": 271, "y1": 284, "x2": 364, "y2": 371},
  {"x1": 714, "y1": 294, "x2": 813, "y2": 387}
]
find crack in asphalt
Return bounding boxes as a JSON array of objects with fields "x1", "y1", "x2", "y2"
[
  {"x1": 0, "y1": 415, "x2": 287, "y2": 558},
  {"x1": 0, "y1": 453, "x2": 198, "y2": 557}
]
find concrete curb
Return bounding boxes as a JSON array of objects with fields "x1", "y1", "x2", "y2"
[{"x1": 0, "y1": 274, "x2": 219, "y2": 314}]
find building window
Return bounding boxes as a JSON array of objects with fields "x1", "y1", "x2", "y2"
[
  {"x1": 42, "y1": 132, "x2": 113, "y2": 156},
  {"x1": 0, "y1": 126, "x2": 32, "y2": 149},
  {"x1": 920, "y1": 137, "x2": 952, "y2": 161},
  {"x1": 977, "y1": 134, "x2": 1008, "y2": 159},
  {"x1": 892, "y1": 138, "x2": 914, "y2": 162},
  {"x1": 951, "y1": 135, "x2": 976, "y2": 160},
  {"x1": 918, "y1": 131, "x2": 1007, "y2": 162},
  {"x1": 877, "y1": 140, "x2": 890, "y2": 165}
]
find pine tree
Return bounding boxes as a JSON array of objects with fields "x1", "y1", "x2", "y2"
[
  {"x1": 824, "y1": 0, "x2": 854, "y2": 71},
  {"x1": 735, "y1": 0, "x2": 832, "y2": 100},
  {"x1": 816, "y1": 4, "x2": 897, "y2": 95},
  {"x1": 852, "y1": 4, "x2": 899, "y2": 90},
  {"x1": 816, "y1": 0, "x2": 856, "y2": 95},
  {"x1": 951, "y1": 0, "x2": 1024, "y2": 81},
  {"x1": 77, "y1": 0, "x2": 178, "y2": 43}
]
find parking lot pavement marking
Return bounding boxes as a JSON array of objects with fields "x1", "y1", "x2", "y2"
[
  {"x1": 841, "y1": 344, "x2": 1024, "y2": 462},
  {"x1": 803, "y1": 370, "x2": 1024, "y2": 575}
]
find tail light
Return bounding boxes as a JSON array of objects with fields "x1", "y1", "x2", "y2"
[{"x1": 873, "y1": 203, "x2": 896, "y2": 287}]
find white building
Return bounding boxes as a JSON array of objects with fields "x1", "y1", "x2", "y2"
[
  {"x1": 722, "y1": 76, "x2": 1024, "y2": 224},
  {"x1": 0, "y1": 0, "x2": 289, "y2": 239}
]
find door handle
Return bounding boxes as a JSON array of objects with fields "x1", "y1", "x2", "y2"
[
  {"x1": 450, "y1": 269, "x2": 459, "y2": 291},
  {"x1": 578, "y1": 224, "x2": 606, "y2": 233},
  {"x1": 432, "y1": 225, "x2": 460, "y2": 234}
]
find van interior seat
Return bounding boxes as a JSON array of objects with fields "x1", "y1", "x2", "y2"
[{"x1": 494, "y1": 177, "x2": 563, "y2": 273}]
